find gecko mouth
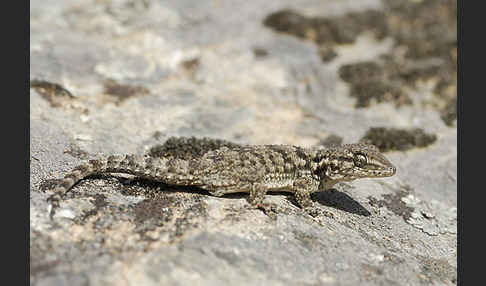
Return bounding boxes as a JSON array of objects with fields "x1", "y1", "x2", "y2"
[
  {"x1": 363, "y1": 153, "x2": 396, "y2": 177},
  {"x1": 360, "y1": 165, "x2": 396, "y2": 177},
  {"x1": 375, "y1": 166, "x2": 396, "y2": 177}
]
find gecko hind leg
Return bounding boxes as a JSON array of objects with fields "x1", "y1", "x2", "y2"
[
  {"x1": 247, "y1": 183, "x2": 278, "y2": 218},
  {"x1": 205, "y1": 185, "x2": 263, "y2": 206},
  {"x1": 206, "y1": 183, "x2": 276, "y2": 217},
  {"x1": 247, "y1": 183, "x2": 267, "y2": 207}
]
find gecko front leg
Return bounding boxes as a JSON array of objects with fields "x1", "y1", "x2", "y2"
[{"x1": 293, "y1": 176, "x2": 323, "y2": 217}]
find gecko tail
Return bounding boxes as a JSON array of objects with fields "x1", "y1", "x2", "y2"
[
  {"x1": 47, "y1": 155, "x2": 154, "y2": 197},
  {"x1": 46, "y1": 154, "x2": 149, "y2": 217},
  {"x1": 45, "y1": 154, "x2": 197, "y2": 217}
]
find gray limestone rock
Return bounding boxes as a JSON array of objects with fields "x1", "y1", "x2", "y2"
[{"x1": 30, "y1": 0, "x2": 457, "y2": 285}]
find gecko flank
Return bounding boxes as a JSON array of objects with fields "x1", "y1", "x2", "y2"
[{"x1": 45, "y1": 140, "x2": 396, "y2": 216}]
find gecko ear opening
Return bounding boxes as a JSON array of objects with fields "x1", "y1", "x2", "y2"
[{"x1": 324, "y1": 164, "x2": 339, "y2": 179}]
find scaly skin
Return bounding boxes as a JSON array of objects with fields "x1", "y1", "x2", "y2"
[{"x1": 45, "y1": 138, "x2": 396, "y2": 217}]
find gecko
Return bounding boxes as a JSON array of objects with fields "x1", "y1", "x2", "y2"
[{"x1": 44, "y1": 137, "x2": 396, "y2": 217}]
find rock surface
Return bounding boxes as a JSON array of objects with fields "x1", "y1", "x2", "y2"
[{"x1": 30, "y1": 0, "x2": 457, "y2": 285}]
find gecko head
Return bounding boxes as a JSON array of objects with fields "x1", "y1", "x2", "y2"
[{"x1": 314, "y1": 143, "x2": 396, "y2": 188}]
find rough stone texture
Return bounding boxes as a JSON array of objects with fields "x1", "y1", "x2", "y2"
[{"x1": 30, "y1": 0, "x2": 457, "y2": 285}]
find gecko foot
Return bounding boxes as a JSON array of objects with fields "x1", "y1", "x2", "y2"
[
  {"x1": 257, "y1": 202, "x2": 278, "y2": 219},
  {"x1": 303, "y1": 206, "x2": 335, "y2": 218},
  {"x1": 245, "y1": 199, "x2": 278, "y2": 219}
]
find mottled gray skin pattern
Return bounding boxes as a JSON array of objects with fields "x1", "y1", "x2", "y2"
[{"x1": 46, "y1": 140, "x2": 396, "y2": 216}]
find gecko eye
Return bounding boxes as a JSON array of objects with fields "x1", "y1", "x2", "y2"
[{"x1": 353, "y1": 153, "x2": 367, "y2": 167}]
